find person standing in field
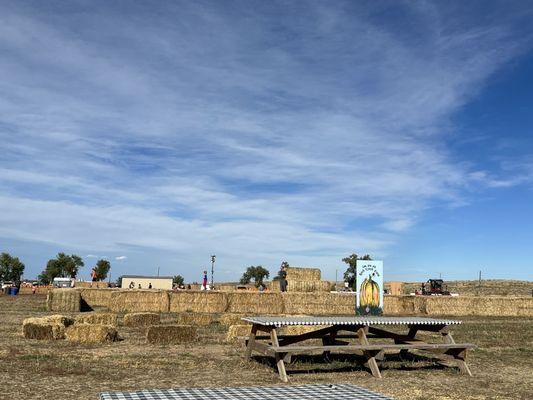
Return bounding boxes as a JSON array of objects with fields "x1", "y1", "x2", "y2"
[
  {"x1": 202, "y1": 270, "x2": 208, "y2": 290},
  {"x1": 279, "y1": 264, "x2": 288, "y2": 292}
]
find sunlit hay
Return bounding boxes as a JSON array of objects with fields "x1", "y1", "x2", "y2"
[
  {"x1": 226, "y1": 292, "x2": 284, "y2": 314},
  {"x1": 76, "y1": 312, "x2": 118, "y2": 326},
  {"x1": 285, "y1": 267, "x2": 321, "y2": 281},
  {"x1": 75, "y1": 281, "x2": 109, "y2": 289},
  {"x1": 169, "y1": 291, "x2": 228, "y2": 313},
  {"x1": 22, "y1": 318, "x2": 66, "y2": 340},
  {"x1": 65, "y1": 324, "x2": 118, "y2": 343},
  {"x1": 425, "y1": 296, "x2": 533, "y2": 317},
  {"x1": 78, "y1": 288, "x2": 115, "y2": 309},
  {"x1": 177, "y1": 313, "x2": 216, "y2": 326},
  {"x1": 46, "y1": 289, "x2": 81, "y2": 312},
  {"x1": 285, "y1": 280, "x2": 331, "y2": 292},
  {"x1": 218, "y1": 313, "x2": 246, "y2": 326},
  {"x1": 110, "y1": 290, "x2": 170, "y2": 313},
  {"x1": 225, "y1": 324, "x2": 252, "y2": 343},
  {"x1": 146, "y1": 325, "x2": 197, "y2": 344},
  {"x1": 123, "y1": 312, "x2": 160, "y2": 327},
  {"x1": 283, "y1": 292, "x2": 355, "y2": 315}
]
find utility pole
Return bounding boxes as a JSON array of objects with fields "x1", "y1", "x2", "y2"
[
  {"x1": 335, "y1": 269, "x2": 338, "y2": 291},
  {"x1": 157, "y1": 266, "x2": 160, "y2": 277},
  {"x1": 479, "y1": 270, "x2": 481, "y2": 285},
  {"x1": 210, "y1": 255, "x2": 216, "y2": 290}
]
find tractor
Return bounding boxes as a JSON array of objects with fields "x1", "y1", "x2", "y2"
[{"x1": 420, "y1": 279, "x2": 450, "y2": 296}]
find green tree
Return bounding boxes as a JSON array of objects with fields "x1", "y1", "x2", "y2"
[
  {"x1": 0, "y1": 253, "x2": 25, "y2": 283},
  {"x1": 240, "y1": 265, "x2": 270, "y2": 287},
  {"x1": 173, "y1": 275, "x2": 184, "y2": 286},
  {"x1": 93, "y1": 259, "x2": 110, "y2": 281},
  {"x1": 342, "y1": 253, "x2": 372, "y2": 290},
  {"x1": 41, "y1": 253, "x2": 84, "y2": 282}
]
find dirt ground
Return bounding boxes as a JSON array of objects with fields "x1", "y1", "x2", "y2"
[{"x1": 1, "y1": 294, "x2": 532, "y2": 400}]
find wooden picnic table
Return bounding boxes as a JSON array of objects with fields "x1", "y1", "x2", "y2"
[{"x1": 242, "y1": 316, "x2": 475, "y2": 382}]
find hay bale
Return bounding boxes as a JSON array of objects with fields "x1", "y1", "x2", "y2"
[
  {"x1": 425, "y1": 296, "x2": 533, "y2": 317},
  {"x1": 285, "y1": 267, "x2": 321, "y2": 281},
  {"x1": 110, "y1": 290, "x2": 170, "y2": 313},
  {"x1": 146, "y1": 325, "x2": 197, "y2": 344},
  {"x1": 76, "y1": 312, "x2": 117, "y2": 326},
  {"x1": 279, "y1": 325, "x2": 318, "y2": 335},
  {"x1": 218, "y1": 313, "x2": 247, "y2": 326},
  {"x1": 22, "y1": 318, "x2": 66, "y2": 340},
  {"x1": 123, "y1": 312, "x2": 160, "y2": 327},
  {"x1": 75, "y1": 281, "x2": 109, "y2": 288},
  {"x1": 226, "y1": 292, "x2": 284, "y2": 314},
  {"x1": 285, "y1": 280, "x2": 331, "y2": 292},
  {"x1": 283, "y1": 292, "x2": 355, "y2": 315},
  {"x1": 46, "y1": 289, "x2": 81, "y2": 312},
  {"x1": 177, "y1": 313, "x2": 215, "y2": 326},
  {"x1": 79, "y1": 288, "x2": 115, "y2": 310},
  {"x1": 65, "y1": 324, "x2": 118, "y2": 343},
  {"x1": 226, "y1": 324, "x2": 252, "y2": 342},
  {"x1": 169, "y1": 291, "x2": 228, "y2": 313}
]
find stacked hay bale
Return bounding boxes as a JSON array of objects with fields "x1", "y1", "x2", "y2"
[
  {"x1": 169, "y1": 291, "x2": 228, "y2": 313},
  {"x1": 226, "y1": 324, "x2": 252, "y2": 342},
  {"x1": 284, "y1": 292, "x2": 355, "y2": 315},
  {"x1": 46, "y1": 289, "x2": 81, "y2": 312},
  {"x1": 110, "y1": 290, "x2": 170, "y2": 313},
  {"x1": 75, "y1": 312, "x2": 117, "y2": 326},
  {"x1": 226, "y1": 292, "x2": 284, "y2": 314},
  {"x1": 123, "y1": 312, "x2": 160, "y2": 327},
  {"x1": 177, "y1": 313, "x2": 215, "y2": 326},
  {"x1": 146, "y1": 325, "x2": 197, "y2": 344},
  {"x1": 22, "y1": 315, "x2": 74, "y2": 340},
  {"x1": 78, "y1": 288, "x2": 115, "y2": 310},
  {"x1": 65, "y1": 324, "x2": 118, "y2": 343},
  {"x1": 219, "y1": 313, "x2": 246, "y2": 326},
  {"x1": 278, "y1": 267, "x2": 330, "y2": 293}
]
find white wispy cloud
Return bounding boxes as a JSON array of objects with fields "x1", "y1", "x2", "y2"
[{"x1": 0, "y1": 1, "x2": 531, "y2": 279}]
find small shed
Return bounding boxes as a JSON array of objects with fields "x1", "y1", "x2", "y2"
[{"x1": 120, "y1": 275, "x2": 173, "y2": 290}]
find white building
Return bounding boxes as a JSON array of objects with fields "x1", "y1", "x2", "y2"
[{"x1": 120, "y1": 275, "x2": 173, "y2": 290}]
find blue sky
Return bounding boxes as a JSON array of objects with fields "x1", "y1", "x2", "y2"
[{"x1": 1, "y1": 1, "x2": 532, "y2": 282}]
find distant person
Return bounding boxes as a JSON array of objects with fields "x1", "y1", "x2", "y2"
[
  {"x1": 138, "y1": 284, "x2": 142, "y2": 289},
  {"x1": 187, "y1": 284, "x2": 191, "y2": 290},
  {"x1": 129, "y1": 281, "x2": 135, "y2": 289},
  {"x1": 279, "y1": 264, "x2": 288, "y2": 292},
  {"x1": 32, "y1": 285, "x2": 36, "y2": 295},
  {"x1": 202, "y1": 270, "x2": 208, "y2": 290},
  {"x1": 148, "y1": 282, "x2": 152, "y2": 289}
]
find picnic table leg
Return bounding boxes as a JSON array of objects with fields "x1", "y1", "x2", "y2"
[
  {"x1": 399, "y1": 326, "x2": 418, "y2": 358},
  {"x1": 245, "y1": 324, "x2": 258, "y2": 360},
  {"x1": 322, "y1": 328, "x2": 338, "y2": 360},
  {"x1": 357, "y1": 326, "x2": 382, "y2": 378},
  {"x1": 441, "y1": 329, "x2": 472, "y2": 376},
  {"x1": 270, "y1": 327, "x2": 288, "y2": 382}
]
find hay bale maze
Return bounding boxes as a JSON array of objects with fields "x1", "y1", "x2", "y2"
[
  {"x1": 177, "y1": 312, "x2": 215, "y2": 326},
  {"x1": 110, "y1": 290, "x2": 170, "y2": 313},
  {"x1": 146, "y1": 325, "x2": 197, "y2": 344},
  {"x1": 283, "y1": 292, "x2": 355, "y2": 315},
  {"x1": 22, "y1": 315, "x2": 75, "y2": 340},
  {"x1": 65, "y1": 324, "x2": 118, "y2": 343},
  {"x1": 226, "y1": 292, "x2": 284, "y2": 314},
  {"x1": 78, "y1": 288, "x2": 115, "y2": 310},
  {"x1": 169, "y1": 291, "x2": 228, "y2": 313},
  {"x1": 218, "y1": 313, "x2": 246, "y2": 326},
  {"x1": 75, "y1": 312, "x2": 118, "y2": 326},
  {"x1": 46, "y1": 289, "x2": 81, "y2": 312},
  {"x1": 123, "y1": 312, "x2": 160, "y2": 327}
]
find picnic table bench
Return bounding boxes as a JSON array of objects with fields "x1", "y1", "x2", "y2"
[{"x1": 242, "y1": 316, "x2": 475, "y2": 382}]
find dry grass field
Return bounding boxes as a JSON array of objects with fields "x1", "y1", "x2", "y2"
[{"x1": 1, "y1": 294, "x2": 532, "y2": 400}]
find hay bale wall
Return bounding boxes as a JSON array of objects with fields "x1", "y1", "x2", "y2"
[
  {"x1": 146, "y1": 325, "x2": 197, "y2": 344},
  {"x1": 79, "y1": 288, "x2": 115, "y2": 310},
  {"x1": 218, "y1": 313, "x2": 246, "y2": 326},
  {"x1": 110, "y1": 290, "x2": 170, "y2": 313},
  {"x1": 169, "y1": 291, "x2": 228, "y2": 313},
  {"x1": 123, "y1": 312, "x2": 160, "y2": 327},
  {"x1": 226, "y1": 324, "x2": 252, "y2": 342},
  {"x1": 285, "y1": 267, "x2": 321, "y2": 281},
  {"x1": 65, "y1": 324, "x2": 118, "y2": 343},
  {"x1": 283, "y1": 292, "x2": 355, "y2": 315},
  {"x1": 76, "y1": 281, "x2": 109, "y2": 289},
  {"x1": 46, "y1": 289, "x2": 81, "y2": 312},
  {"x1": 286, "y1": 280, "x2": 331, "y2": 292},
  {"x1": 226, "y1": 292, "x2": 284, "y2": 314},
  {"x1": 177, "y1": 313, "x2": 215, "y2": 326},
  {"x1": 76, "y1": 313, "x2": 117, "y2": 326}
]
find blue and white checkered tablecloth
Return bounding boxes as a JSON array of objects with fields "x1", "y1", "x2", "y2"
[{"x1": 99, "y1": 384, "x2": 393, "y2": 400}]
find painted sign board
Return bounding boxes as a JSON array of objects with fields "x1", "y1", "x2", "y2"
[{"x1": 356, "y1": 260, "x2": 384, "y2": 315}]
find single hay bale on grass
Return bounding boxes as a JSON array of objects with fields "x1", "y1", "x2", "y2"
[
  {"x1": 283, "y1": 292, "x2": 355, "y2": 315},
  {"x1": 226, "y1": 292, "x2": 284, "y2": 314},
  {"x1": 177, "y1": 313, "x2": 215, "y2": 326},
  {"x1": 123, "y1": 312, "x2": 160, "y2": 327},
  {"x1": 285, "y1": 267, "x2": 321, "y2": 281},
  {"x1": 65, "y1": 324, "x2": 118, "y2": 343},
  {"x1": 146, "y1": 325, "x2": 197, "y2": 344},
  {"x1": 226, "y1": 324, "x2": 252, "y2": 342},
  {"x1": 110, "y1": 290, "x2": 170, "y2": 313},
  {"x1": 76, "y1": 312, "x2": 117, "y2": 326},
  {"x1": 22, "y1": 318, "x2": 66, "y2": 340},
  {"x1": 169, "y1": 291, "x2": 228, "y2": 313},
  {"x1": 218, "y1": 313, "x2": 247, "y2": 326},
  {"x1": 46, "y1": 289, "x2": 81, "y2": 312}
]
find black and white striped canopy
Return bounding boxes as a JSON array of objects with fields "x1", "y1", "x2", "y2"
[{"x1": 241, "y1": 316, "x2": 461, "y2": 326}]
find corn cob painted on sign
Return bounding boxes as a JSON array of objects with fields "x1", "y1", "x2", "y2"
[{"x1": 356, "y1": 260, "x2": 383, "y2": 315}]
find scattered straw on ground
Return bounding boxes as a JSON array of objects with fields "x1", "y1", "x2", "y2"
[{"x1": 146, "y1": 325, "x2": 197, "y2": 344}]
